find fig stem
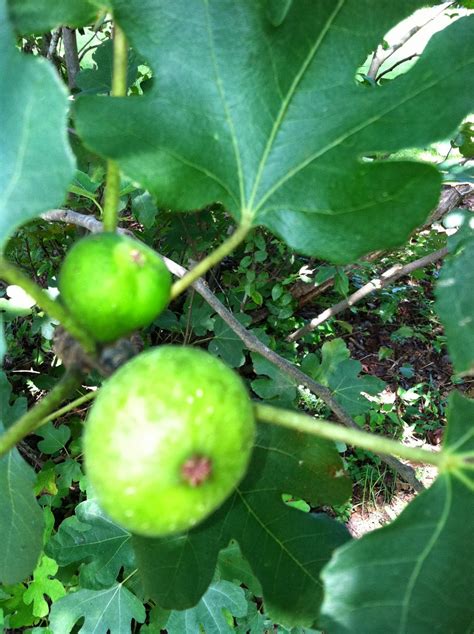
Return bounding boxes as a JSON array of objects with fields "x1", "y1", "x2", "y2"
[
  {"x1": 102, "y1": 23, "x2": 128, "y2": 233},
  {"x1": 255, "y1": 403, "x2": 466, "y2": 473},
  {"x1": 0, "y1": 369, "x2": 84, "y2": 457},
  {"x1": 36, "y1": 390, "x2": 97, "y2": 428},
  {"x1": 170, "y1": 222, "x2": 251, "y2": 300},
  {"x1": 0, "y1": 256, "x2": 97, "y2": 355}
]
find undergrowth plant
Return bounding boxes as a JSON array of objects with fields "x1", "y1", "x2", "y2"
[{"x1": 1, "y1": 1, "x2": 473, "y2": 632}]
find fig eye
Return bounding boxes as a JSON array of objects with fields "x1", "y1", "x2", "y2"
[{"x1": 181, "y1": 455, "x2": 213, "y2": 486}]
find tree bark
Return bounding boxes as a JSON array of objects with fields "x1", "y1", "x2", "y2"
[{"x1": 62, "y1": 27, "x2": 80, "y2": 89}]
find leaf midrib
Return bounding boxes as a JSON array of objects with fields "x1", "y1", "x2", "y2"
[
  {"x1": 235, "y1": 487, "x2": 321, "y2": 588},
  {"x1": 246, "y1": 0, "x2": 346, "y2": 216},
  {"x1": 253, "y1": 58, "x2": 474, "y2": 216}
]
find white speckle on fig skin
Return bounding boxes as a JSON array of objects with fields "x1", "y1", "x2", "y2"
[
  {"x1": 130, "y1": 249, "x2": 146, "y2": 266},
  {"x1": 181, "y1": 455, "x2": 213, "y2": 487}
]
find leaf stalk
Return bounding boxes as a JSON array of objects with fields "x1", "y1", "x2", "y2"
[
  {"x1": 36, "y1": 390, "x2": 97, "y2": 429},
  {"x1": 254, "y1": 403, "x2": 464, "y2": 471},
  {"x1": 170, "y1": 222, "x2": 251, "y2": 300}
]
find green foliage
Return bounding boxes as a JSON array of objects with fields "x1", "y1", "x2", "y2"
[
  {"x1": 36, "y1": 422, "x2": 71, "y2": 455},
  {"x1": 436, "y1": 220, "x2": 474, "y2": 374},
  {"x1": 23, "y1": 555, "x2": 65, "y2": 618},
  {"x1": 0, "y1": 2, "x2": 473, "y2": 631},
  {"x1": 457, "y1": 120, "x2": 474, "y2": 158},
  {"x1": 46, "y1": 499, "x2": 135, "y2": 589},
  {"x1": 0, "y1": 320, "x2": 4, "y2": 364},
  {"x1": 0, "y1": 370, "x2": 27, "y2": 426},
  {"x1": 0, "y1": 0, "x2": 75, "y2": 247},
  {"x1": 76, "y1": 39, "x2": 141, "y2": 95},
  {"x1": 132, "y1": 423, "x2": 351, "y2": 627},
  {"x1": 49, "y1": 583, "x2": 146, "y2": 633},
  {"x1": 0, "y1": 374, "x2": 44, "y2": 584},
  {"x1": 251, "y1": 354, "x2": 298, "y2": 407},
  {"x1": 0, "y1": 437, "x2": 44, "y2": 584},
  {"x1": 208, "y1": 314, "x2": 250, "y2": 368},
  {"x1": 75, "y1": 2, "x2": 473, "y2": 262},
  {"x1": 320, "y1": 392, "x2": 474, "y2": 633},
  {"x1": 8, "y1": 0, "x2": 99, "y2": 33},
  {"x1": 302, "y1": 339, "x2": 385, "y2": 417},
  {"x1": 165, "y1": 581, "x2": 248, "y2": 633}
]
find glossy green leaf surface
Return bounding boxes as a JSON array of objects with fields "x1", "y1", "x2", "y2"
[
  {"x1": 436, "y1": 227, "x2": 474, "y2": 374},
  {"x1": 320, "y1": 391, "x2": 474, "y2": 633},
  {"x1": 7, "y1": 0, "x2": 99, "y2": 33},
  {"x1": 0, "y1": 0, "x2": 75, "y2": 248},
  {"x1": 76, "y1": 1, "x2": 474, "y2": 262},
  {"x1": 132, "y1": 423, "x2": 351, "y2": 627},
  {"x1": 49, "y1": 583, "x2": 146, "y2": 633},
  {"x1": 46, "y1": 499, "x2": 135, "y2": 589}
]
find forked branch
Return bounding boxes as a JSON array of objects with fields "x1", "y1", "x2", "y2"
[{"x1": 41, "y1": 209, "x2": 425, "y2": 491}]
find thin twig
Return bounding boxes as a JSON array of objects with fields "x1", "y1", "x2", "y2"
[
  {"x1": 287, "y1": 247, "x2": 449, "y2": 342},
  {"x1": 41, "y1": 209, "x2": 133, "y2": 236},
  {"x1": 47, "y1": 29, "x2": 61, "y2": 61},
  {"x1": 376, "y1": 53, "x2": 419, "y2": 82},
  {"x1": 40, "y1": 209, "x2": 425, "y2": 491},
  {"x1": 366, "y1": 2, "x2": 455, "y2": 81},
  {"x1": 62, "y1": 27, "x2": 80, "y2": 89},
  {"x1": 293, "y1": 183, "x2": 471, "y2": 309}
]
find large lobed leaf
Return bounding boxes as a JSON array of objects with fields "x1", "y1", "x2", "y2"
[
  {"x1": 132, "y1": 423, "x2": 351, "y2": 627},
  {"x1": 76, "y1": 1, "x2": 474, "y2": 262},
  {"x1": 0, "y1": 0, "x2": 75, "y2": 248},
  {"x1": 320, "y1": 391, "x2": 474, "y2": 633}
]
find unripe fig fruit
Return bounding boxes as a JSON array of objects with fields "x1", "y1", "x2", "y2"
[
  {"x1": 58, "y1": 232, "x2": 171, "y2": 343},
  {"x1": 84, "y1": 346, "x2": 255, "y2": 536}
]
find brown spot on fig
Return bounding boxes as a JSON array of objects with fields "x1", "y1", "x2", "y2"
[{"x1": 181, "y1": 455, "x2": 213, "y2": 487}]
